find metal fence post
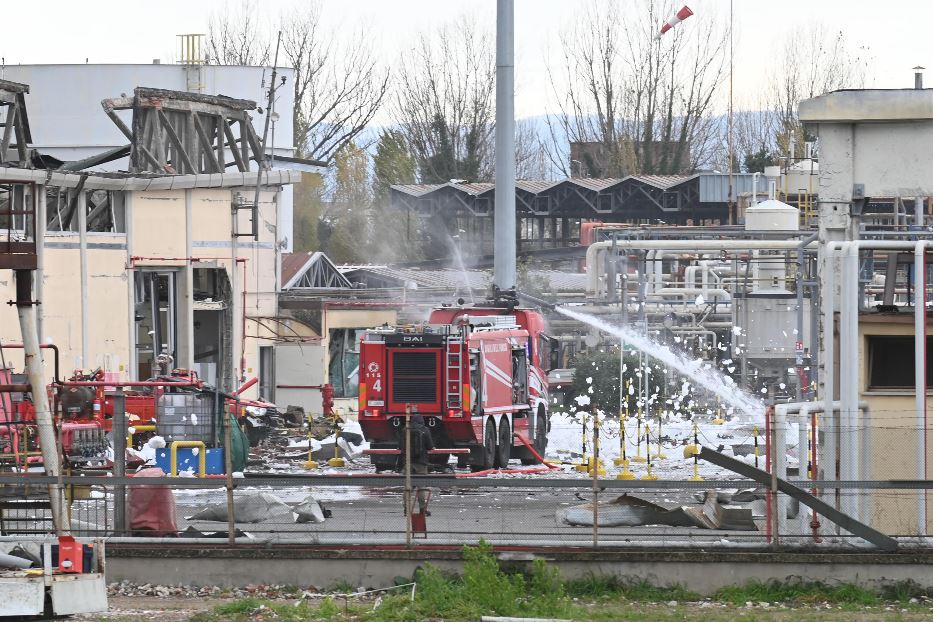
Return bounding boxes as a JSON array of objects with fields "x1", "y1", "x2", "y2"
[
  {"x1": 112, "y1": 387, "x2": 126, "y2": 535},
  {"x1": 404, "y1": 404, "x2": 412, "y2": 548},
  {"x1": 592, "y1": 411, "x2": 599, "y2": 548},
  {"x1": 225, "y1": 397, "x2": 236, "y2": 544}
]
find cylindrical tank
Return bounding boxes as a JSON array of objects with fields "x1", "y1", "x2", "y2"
[{"x1": 745, "y1": 199, "x2": 799, "y2": 293}]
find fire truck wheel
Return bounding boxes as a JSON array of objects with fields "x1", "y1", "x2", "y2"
[
  {"x1": 534, "y1": 406, "x2": 548, "y2": 455},
  {"x1": 480, "y1": 418, "x2": 497, "y2": 470},
  {"x1": 522, "y1": 407, "x2": 549, "y2": 465},
  {"x1": 495, "y1": 418, "x2": 511, "y2": 468}
]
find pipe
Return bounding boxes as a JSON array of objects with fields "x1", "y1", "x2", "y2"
[
  {"x1": 60, "y1": 380, "x2": 200, "y2": 387},
  {"x1": 126, "y1": 192, "x2": 136, "y2": 380},
  {"x1": 840, "y1": 242, "x2": 859, "y2": 523},
  {"x1": 752, "y1": 172, "x2": 760, "y2": 205},
  {"x1": 232, "y1": 376, "x2": 258, "y2": 396},
  {"x1": 773, "y1": 403, "x2": 798, "y2": 538},
  {"x1": 586, "y1": 239, "x2": 815, "y2": 295},
  {"x1": 183, "y1": 189, "x2": 195, "y2": 369},
  {"x1": 823, "y1": 242, "x2": 838, "y2": 519},
  {"x1": 493, "y1": 0, "x2": 516, "y2": 291},
  {"x1": 655, "y1": 287, "x2": 732, "y2": 303},
  {"x1": 78, "y1": 190, "x2": 88, "y2": 368},
  {"x1": 915, "y1": 241, "x2": 927, "y2": 536},
  {"x1": 36, "y1": 187, "x2": 46, "y2": 345},
  {"x1": 797, "y1": 405, "x2": 810, "y2": 536},
  {"x1": 0, "y1": 343, "x2": 60, "y2": 384},
  {"x1": 13, "y1": 271, "x2": 69, "y2": 535}
]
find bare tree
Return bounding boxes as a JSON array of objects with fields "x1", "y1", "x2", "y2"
[
  {"x1": 206, "y1": 0, "x2": 270, "y2": 66},
  {"x1": 546, "y1": 0, "x2": 727, "y2": 177},
  {"x1": 207, "y1": 1, "x2": 390, "y2": 163},
  {"x1": 282, "y1": 5, "x2": 390, "y2": 162},
  {"x1": 515, "y1": 118, "x2": 554, "y2": 180},
  {"x1": 768, "y1": 24, "x2": 870, "y2": 158},
  {"x1": 394, "y1": 15, "x2": 496, "y2": 183}
]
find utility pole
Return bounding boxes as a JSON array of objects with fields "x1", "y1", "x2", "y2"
[{"x1": 493, "y1": 0, "x2": 516, "y2": 293}]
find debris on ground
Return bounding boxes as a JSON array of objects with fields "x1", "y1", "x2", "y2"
[{"x1": 556, "y1": 489, "x2": 757, "y2": 530}]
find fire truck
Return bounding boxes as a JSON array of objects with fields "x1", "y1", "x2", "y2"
[{"x1": 357, "y1": 303, "x2": 556, "y2": 471}]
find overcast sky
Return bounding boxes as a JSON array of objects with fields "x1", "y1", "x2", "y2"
[{"x1": 2, "y1": 0, "x2": 930, "y2": 120}]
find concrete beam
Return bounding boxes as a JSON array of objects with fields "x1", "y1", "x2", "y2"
[
  {"x1": 105, "y1": 547, "x2": 933, "y2": 593},
  {"x1": 800, "y1": 89, "x2": 933, "y2": 123}
]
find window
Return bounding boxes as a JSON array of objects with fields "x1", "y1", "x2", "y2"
[
  {"x1": 135, "y1": 271, "x2": 177, "y2": 379},
  {"x1": 328, "y1": 328, "x2": 365, "y2": 398},
  {"x1": 867, "y1": 336, "x2": 933, "y2": 389},
  {"x1": 46, "y1": 188, "x2": 125, "y2": 233}
]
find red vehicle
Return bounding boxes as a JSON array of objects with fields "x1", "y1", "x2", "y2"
[
  {"x1": 0, "y1": 367, "x2": 277, "y2": 466},
  {"x1": 358, "y1": 304, "x2": 555, "y2": 471}
]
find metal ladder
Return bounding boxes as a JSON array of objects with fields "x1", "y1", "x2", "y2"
[{"x1": 446, "y1": 340, "x2": 463, "y2": 409}]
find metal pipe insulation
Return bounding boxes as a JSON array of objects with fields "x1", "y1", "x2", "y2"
[{"x1": 915, "y1": 241, "x2": 927, "y2": 536}]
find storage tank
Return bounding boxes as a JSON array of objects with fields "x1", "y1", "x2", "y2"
[
  {"x1": 745, "y1": 198, "x2": 799, "y2": 292},
  {"x1": 155, "y1": 392, "x2": 215, "y2": 444}
]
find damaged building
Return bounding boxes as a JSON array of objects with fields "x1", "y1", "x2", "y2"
[{"x1": 0, "y1": 76, "x2": 308, "y2": 402}]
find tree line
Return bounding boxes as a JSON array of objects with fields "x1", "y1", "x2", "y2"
[{"x1": 208, "y1": 0, "x2": 870, "y2": 262}]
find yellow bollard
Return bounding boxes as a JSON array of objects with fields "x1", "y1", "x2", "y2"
[
  {"x1": 712, "y1": 405, "x2": 725, "y2": 425},
  {"x1": 575, "y1": 413, "x2": 591, "y2": 472},
  {"x1": 327, "y1": 408, "x2": 346, "y2": 468},
  {"x1": 588, "y1": 415, "x2": 607, "y2": 476},
  {"x1": 686, "y1": 421, "x2": 703, "y2": 481},
  {"x1": 652, "y1": 406, "x2": 667, "y2": 460},
  {"x1": 613, "y1": 411, "x2": 630, "y2": 467},
  {"x1": 640, "y1": 422, "x2": 659, "y2": 480},
  {"x1": 303, "y1": 414, "x2": 319, "y2": 469},
  {"x1": 631, "y1": 409, "x2": 647, "y2": 463},
  {"x1": 617, "y1": 415, "x2": 636, "y2": 479}
]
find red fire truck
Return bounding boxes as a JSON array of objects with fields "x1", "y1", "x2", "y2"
[{"x1": 357, "y1": 304, "x2": 555, "y2": 471}]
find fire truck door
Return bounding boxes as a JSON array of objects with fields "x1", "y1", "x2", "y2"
[
  {"x1": 511, "y1": 347, "x2": 528, "y2": 405},
  {"x1": 469, "y1": 351, "x2": 481, "y2": 416}
]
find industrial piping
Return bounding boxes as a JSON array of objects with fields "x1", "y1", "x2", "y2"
[
  {"x1": 822, "y1": 240, "x2": 932, "y2": 537},
  {"x1": 585, "y1": 239, "x2": 817, "y2": 296}
]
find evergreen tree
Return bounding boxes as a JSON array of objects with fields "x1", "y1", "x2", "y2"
[{"x1": 372, "y1": 130, "x2": 416, "y2": 203}]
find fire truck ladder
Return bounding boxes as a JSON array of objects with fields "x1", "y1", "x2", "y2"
[{"x1": 446, "y1": 339, "x2": 463, "y2": 409}]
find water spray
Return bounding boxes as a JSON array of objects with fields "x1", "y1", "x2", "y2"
[{"x1": 554, "y1": 307, "x2": 763, "y2": 419}]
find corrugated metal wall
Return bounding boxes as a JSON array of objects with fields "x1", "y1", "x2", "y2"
[{"x1": 699, "y1": 173, "x2": 769, "y2": 203}]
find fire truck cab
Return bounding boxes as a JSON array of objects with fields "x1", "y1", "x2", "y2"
[{"x1": 358, "y1": 305, "x2": 553, "y2": 471}]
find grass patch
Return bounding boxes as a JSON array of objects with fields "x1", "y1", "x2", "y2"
[
  {"x1": 369, "y1": 542, "x2": 576, "y2": 621},
  {"x1": 881, "y1": 580, "x2": 933, "y2": 603},
  {"x1": 209, "y1": 597, "x2": 263, "y2": 615},
  {"x1": 713, "y1": 579, "x2": 879, "y2": 606},
  {"x1": 187, "y1": 549, "x2": 932, "y2": 621},
  {"x1": 565, "y1": 574, "x2": 699, "y2": 602}
]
